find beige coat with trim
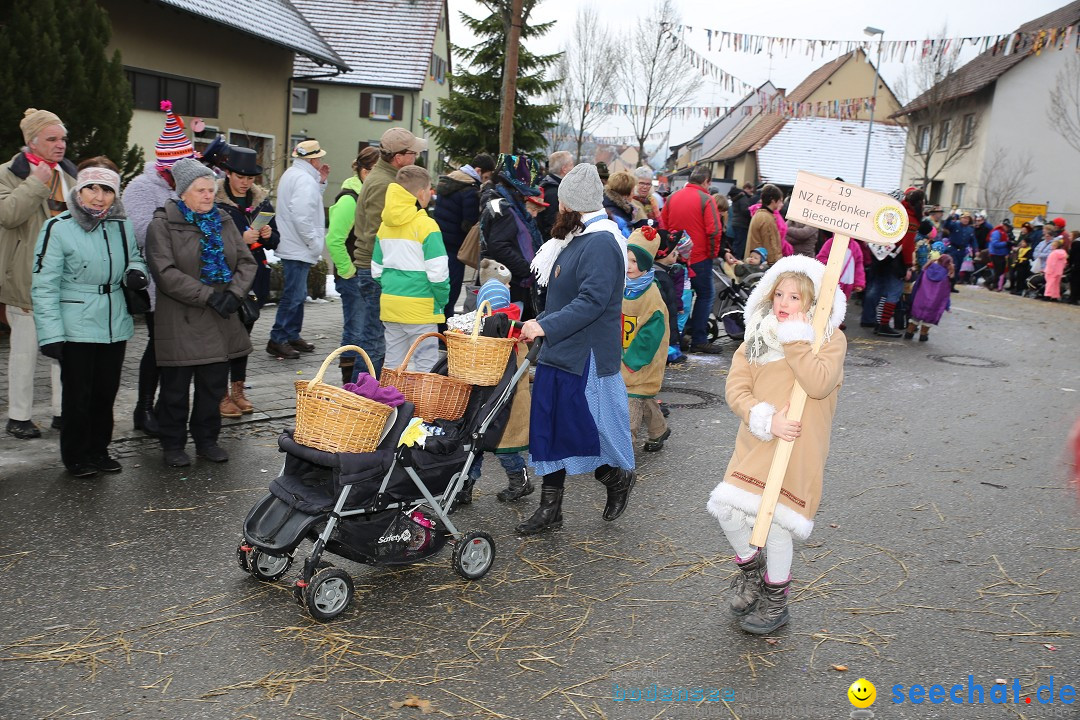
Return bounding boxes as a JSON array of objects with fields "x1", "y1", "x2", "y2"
[{"x1": 713, "y1": 331, "x2": 845, "y2": 538}]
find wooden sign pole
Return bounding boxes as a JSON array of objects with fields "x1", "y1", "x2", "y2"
[{"x1": 748, "y1": 234, "x2": 850, "y2": 549}]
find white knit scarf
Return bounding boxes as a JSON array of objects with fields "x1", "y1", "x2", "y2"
[{"x1": 531, "y1": 234, "x2": 572, "y2": 288}]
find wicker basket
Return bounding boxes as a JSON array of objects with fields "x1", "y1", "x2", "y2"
[
  {"x1": 444, "y1": 301, "x2": 518, "y2": 386},
  {"x1": 380, "y1": 332, "x2": 472, "y2": 421},
  {"x1": 294, "y1": 345, "x2": 393, "y2": 453}
]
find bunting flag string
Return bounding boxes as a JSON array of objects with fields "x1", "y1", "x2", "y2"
[
  {"x1": 580, "y1": 94, "x2": 880, "y2": 122},
  {"x1": 544, "y1": 131, "x2": 668, "y2": 145},
  {"x1": 675, "y1": 21, "x2": 1080, "y2": 64}
]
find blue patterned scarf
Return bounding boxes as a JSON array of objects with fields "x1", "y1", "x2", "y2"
[
  {"x1": 624, "y1": 269, "x2": 655, "y2": 299},
  {"x1": 178, "y1": 200, "x2": 232, "y2": 286}
]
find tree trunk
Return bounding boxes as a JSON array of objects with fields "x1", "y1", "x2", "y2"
[{"x1": 499, "y1": 0, "x2": 524, "y2": 154}]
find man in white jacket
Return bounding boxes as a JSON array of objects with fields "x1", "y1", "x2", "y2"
[{"x1": 267, "y1": 140, "x2": 329, "y2": 359}]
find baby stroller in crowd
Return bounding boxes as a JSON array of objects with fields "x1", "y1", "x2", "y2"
[
  {"x1": 238, "y1": 336, "x2": 537, "y2": 621},
  {"x1": 708, "y1": 262, "x2": 762, "y2": 343}
]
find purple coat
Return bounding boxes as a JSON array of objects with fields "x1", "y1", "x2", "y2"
[{"x1": 910, "y1": 262, "x2": 951, "y2": 325}]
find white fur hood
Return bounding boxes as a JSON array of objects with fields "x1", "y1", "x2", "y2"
[{"x1": 742, "y1": 254, "x2": 847, "y2": 346}]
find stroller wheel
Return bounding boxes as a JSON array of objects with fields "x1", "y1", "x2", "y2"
[
  {"x1": 247, "y1": 549, "x2": 292, "y2": 582},
  {"x1": 236, "y1": 540, "x2": 251, "y2": 573},
  {"x1": 452, "y1": 530, "x2": 495, "y2": 580},
  {"x1": 304, "y1": 567, "x2": 354, "y2": 621}
]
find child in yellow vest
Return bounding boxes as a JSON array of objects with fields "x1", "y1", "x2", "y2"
[{"x1": 622, "y1": 226, "x2": 671, "y2": 452}]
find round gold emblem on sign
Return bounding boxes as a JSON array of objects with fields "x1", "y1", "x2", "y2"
[{"x1": 874, "y1": 206, "x2": 906, "y2": 239}]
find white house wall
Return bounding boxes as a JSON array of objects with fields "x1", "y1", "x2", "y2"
[{"x1": 984, "y1": 48, "x2": 1077, "y2": 223}]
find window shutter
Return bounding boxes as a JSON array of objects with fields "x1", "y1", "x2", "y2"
[
  {"x1": 307, "y1": 88, "x2": 319, "y2": 113},
  {"x1": 393, "y1": 95, "x2": 405, "y2": 122},
  {"x1": 360, "y1": 92, "x2": 371, "y2": 118}
]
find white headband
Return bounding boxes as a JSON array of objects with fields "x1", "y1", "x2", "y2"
[{"x1": 75, "y1": 167, "x2": 120, "y2": 194}]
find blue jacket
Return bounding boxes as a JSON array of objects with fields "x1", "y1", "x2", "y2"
[
  {"x1": 536, "y1": 221, "x2": 625, "y2": 377},
  {"x1": 944, "y1": 218, "x2": 976, "y2": 253},
  {"x1": 32, "y1": 195, "x2": 146, "y2": 345},
  {"x1": 987, "y1": 229, "x2": 1010, "y2": 256}
]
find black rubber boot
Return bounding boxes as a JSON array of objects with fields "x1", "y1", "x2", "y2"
[
  {"x1": 874, "y1": 324, "x2": 902, "y2": 338},
  {"x1": 729, "y1": 551, "x2": 766, "y2": 617},
  {"x1": 340, "y1": 360, "x2": 355, "y2": 385},
  {"x1": 598, "y1": 467, "x2": 636, "y2": 521},
  {"x1": 515, "y1": 486, "x2": 564, "y2": 535},
  {"x1": 738, "y1": 576, "x2": 791, "y2": 635},
  {"x1": 134, "y1": 396, "x2": 160, "y2": 436},
  {"x1": 496, "y1": 468, "x2": 534, "y2": 502}
]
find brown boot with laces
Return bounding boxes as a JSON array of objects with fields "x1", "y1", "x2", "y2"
[
  {"x1": 220, "y1": 393, "x2": 242, "y2": 419},
  {"x1": 231, "y1": 381, "x2": 254, "y2": 414}
]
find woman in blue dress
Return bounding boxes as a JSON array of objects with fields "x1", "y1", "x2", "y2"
[{"x1": 517, "y1": 163, "x2": 635, "y2": 534}]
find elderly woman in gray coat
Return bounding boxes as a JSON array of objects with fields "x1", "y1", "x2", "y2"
[{"x1": 146, "y1": 158, "x2": 255, "y2": 467}]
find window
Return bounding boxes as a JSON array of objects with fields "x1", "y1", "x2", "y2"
[
  {"x1": 938, "y1": 119, "x2": 951, "y2": 150},
  {"x1": 430, "y1": 53, "x2": 447, "y2": 83},
  {"x1": 421, "y1": 99, "x2": 432, "y2": 122},
  {"x1": 126, "y1": 67, "x2": 219, "y2": 117},
  {"x1": 361, "y1": 92, "x2": 404, "y2": 121},
  {"x1": 961, "y1": 113, "x2": 976, "y2": 147},
  {"x1": 229, "y1": 130, "x2": 275, "y2": 184},
  {"x1": 371, "y1": 94, "x2": 393, "y2": 120},
  {"x1": 951, "y1": 183, "x2": 965, "y2": 207},
  {"x1": 292, "y1": 88, "x2": 308, "y2": 113},
  {"x1": 290, "y1": 134, "x2": 308, "y2": 152},
  {"x1": 292, "y1": 87, "x2": 318, "y2": 114},
  {"x1": 916, "y1": 125, "x2": 930, "y2": 153}
]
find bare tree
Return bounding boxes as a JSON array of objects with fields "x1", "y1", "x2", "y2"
[
  {"x1": 554, "y1": 6, "x2": 619, "y2": 162},
  {"x1": 894, "y1": 34, "x2": 981, "y2": 186},
  {"x1": 619, "y1": 0, "x2": 701, "y2": 167},
  {"x1": 977, "y1": 145, "x2": 1035, "y2": 218},
  {"x1": 1048, "y1": 52, "x2": 1080, "y2": 155}
]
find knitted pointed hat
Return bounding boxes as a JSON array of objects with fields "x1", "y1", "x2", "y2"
[{"x1": 155, "y1": 100, "x2": 195, "y2": 172}]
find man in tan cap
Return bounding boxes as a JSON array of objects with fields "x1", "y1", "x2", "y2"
[
  {"x1": 0, "y1": 108, "x2": 74, "y2": 439},
  {"x1": 266, "y1": 140, "x2": 330, "y2": 359},
  {"x1": 350, "y1": 127, "x2": 427, "y2": 375}
]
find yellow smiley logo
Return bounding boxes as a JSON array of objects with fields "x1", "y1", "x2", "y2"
[{"x1": 848, "y1": 678, "x2": 876, "y2": 708}]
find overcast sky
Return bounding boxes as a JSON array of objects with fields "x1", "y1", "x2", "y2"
[{"x1": 448, "y1": 0, "x2": 1067, "y2": 146}]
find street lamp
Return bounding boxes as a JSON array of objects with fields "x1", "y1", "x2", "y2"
[{"x1": 860, "y1": 26, "x2": 884, "y2": 188}]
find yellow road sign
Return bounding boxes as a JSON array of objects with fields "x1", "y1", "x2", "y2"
[{"x1": 1010, "y1": 202, "x2": 1047, "y2": 217}]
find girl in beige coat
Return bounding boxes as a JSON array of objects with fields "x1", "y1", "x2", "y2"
[{"x1": 707, "y1": 254, "x2": 847, "y2": 634}]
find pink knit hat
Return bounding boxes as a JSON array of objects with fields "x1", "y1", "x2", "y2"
[{"x1": 155, "y1": 100, "x2": 195, "y2": 172}]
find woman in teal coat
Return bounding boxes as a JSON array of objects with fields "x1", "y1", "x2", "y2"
[{"x1": 31, "y1": 160, "x2": 148, "y2": 477}]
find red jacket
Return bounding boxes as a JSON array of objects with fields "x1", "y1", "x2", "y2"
[
  {"x1": 899, "y1": 200, "x2": 918, "y2": 267},
  {"x1": 661, "y1": 183, "x2": 724, "y2": 264}
]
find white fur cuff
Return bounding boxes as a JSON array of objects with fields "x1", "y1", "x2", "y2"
[
  {"x1": 748, "y1": 402, "x2": 776, "y2": 442},
  {"x1": 776, "y1": 320, "x2": 815, "y2": 345}
]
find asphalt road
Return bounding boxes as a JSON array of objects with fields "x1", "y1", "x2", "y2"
[{"x1": 0, "y1": 286, "x2": 1077, "y2": 720}]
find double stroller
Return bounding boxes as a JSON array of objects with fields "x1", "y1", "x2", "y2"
[{"x1": 237, "y1": 341, "x2": 537, "y2": 621}]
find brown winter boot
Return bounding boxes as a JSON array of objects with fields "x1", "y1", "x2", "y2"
[
  {"x1": 230, "y1": 381, "x2": 254, "y2": 413},
  {"x1": 339, "y1": 358, "x2": 356, "y2": 385},
  {"x1": 220, "y1": 393, "x2": 243, "y2": 419},
  {"x1": 903, "y1": 321, "x2": 916, "y2": 340}
]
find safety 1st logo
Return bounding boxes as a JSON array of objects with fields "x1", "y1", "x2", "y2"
[{"x1": 622, "y1": 313, "x2": 639, "y2": 350}]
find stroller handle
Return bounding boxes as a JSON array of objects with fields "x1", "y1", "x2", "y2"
[{"x1": 525, "y1": 336, "x2": 543, "y2": 363}]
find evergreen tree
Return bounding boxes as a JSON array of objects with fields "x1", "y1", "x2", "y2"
[
  {"x1": 0, "y1": 0, "x2": 143, "y2": 179},
  {"x1": 426, "y1": 0, "x2": 560, "y2": 165}
]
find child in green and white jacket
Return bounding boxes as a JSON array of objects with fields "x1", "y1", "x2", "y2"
[{"x1": 372, "y1": 165, "x2": 449, "y2": 372}]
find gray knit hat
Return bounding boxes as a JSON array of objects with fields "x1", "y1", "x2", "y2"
[
  {"x1": 558, "y1": 163, "x2": 604, "y2": 212},
  {"x1": 171, "y1": 157, "x2": 215, "y2": 196}
]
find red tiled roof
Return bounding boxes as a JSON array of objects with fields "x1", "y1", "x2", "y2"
[{"x1": 896, "y1": 1, "x2": 1080, "y2": 116}]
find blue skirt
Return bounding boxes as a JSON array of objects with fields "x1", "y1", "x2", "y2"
[{"x1": 528, "y1": 353, "x2": 635, "y2": 476}]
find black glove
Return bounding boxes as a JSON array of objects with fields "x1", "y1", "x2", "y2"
[
  {"x1": 125, "y1": 268, "x2": 149, "y2": 291},
  {"x1": 40, "y1": 342, "x2": 64, "y2": 362},
  {"x1": 207, "y1": 291, "x2": 240, "y2": 318}
]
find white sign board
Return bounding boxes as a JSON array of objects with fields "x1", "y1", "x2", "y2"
[{"x1": 785, "y1": 171, "x2": 907, "y2": 246}]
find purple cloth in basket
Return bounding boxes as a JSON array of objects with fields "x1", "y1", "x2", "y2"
[{"x1": 343, "y1": 373, "x2": 406, "y2": 407}]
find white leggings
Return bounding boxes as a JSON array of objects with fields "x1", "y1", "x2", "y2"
[{"x1": 714, "y1": 504, "x2": 793, "y2": 582}]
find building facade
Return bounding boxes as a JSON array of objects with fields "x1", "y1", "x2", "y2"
[{"x1": 289, "y1": 0, "x2": 452, "y2": 200}]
